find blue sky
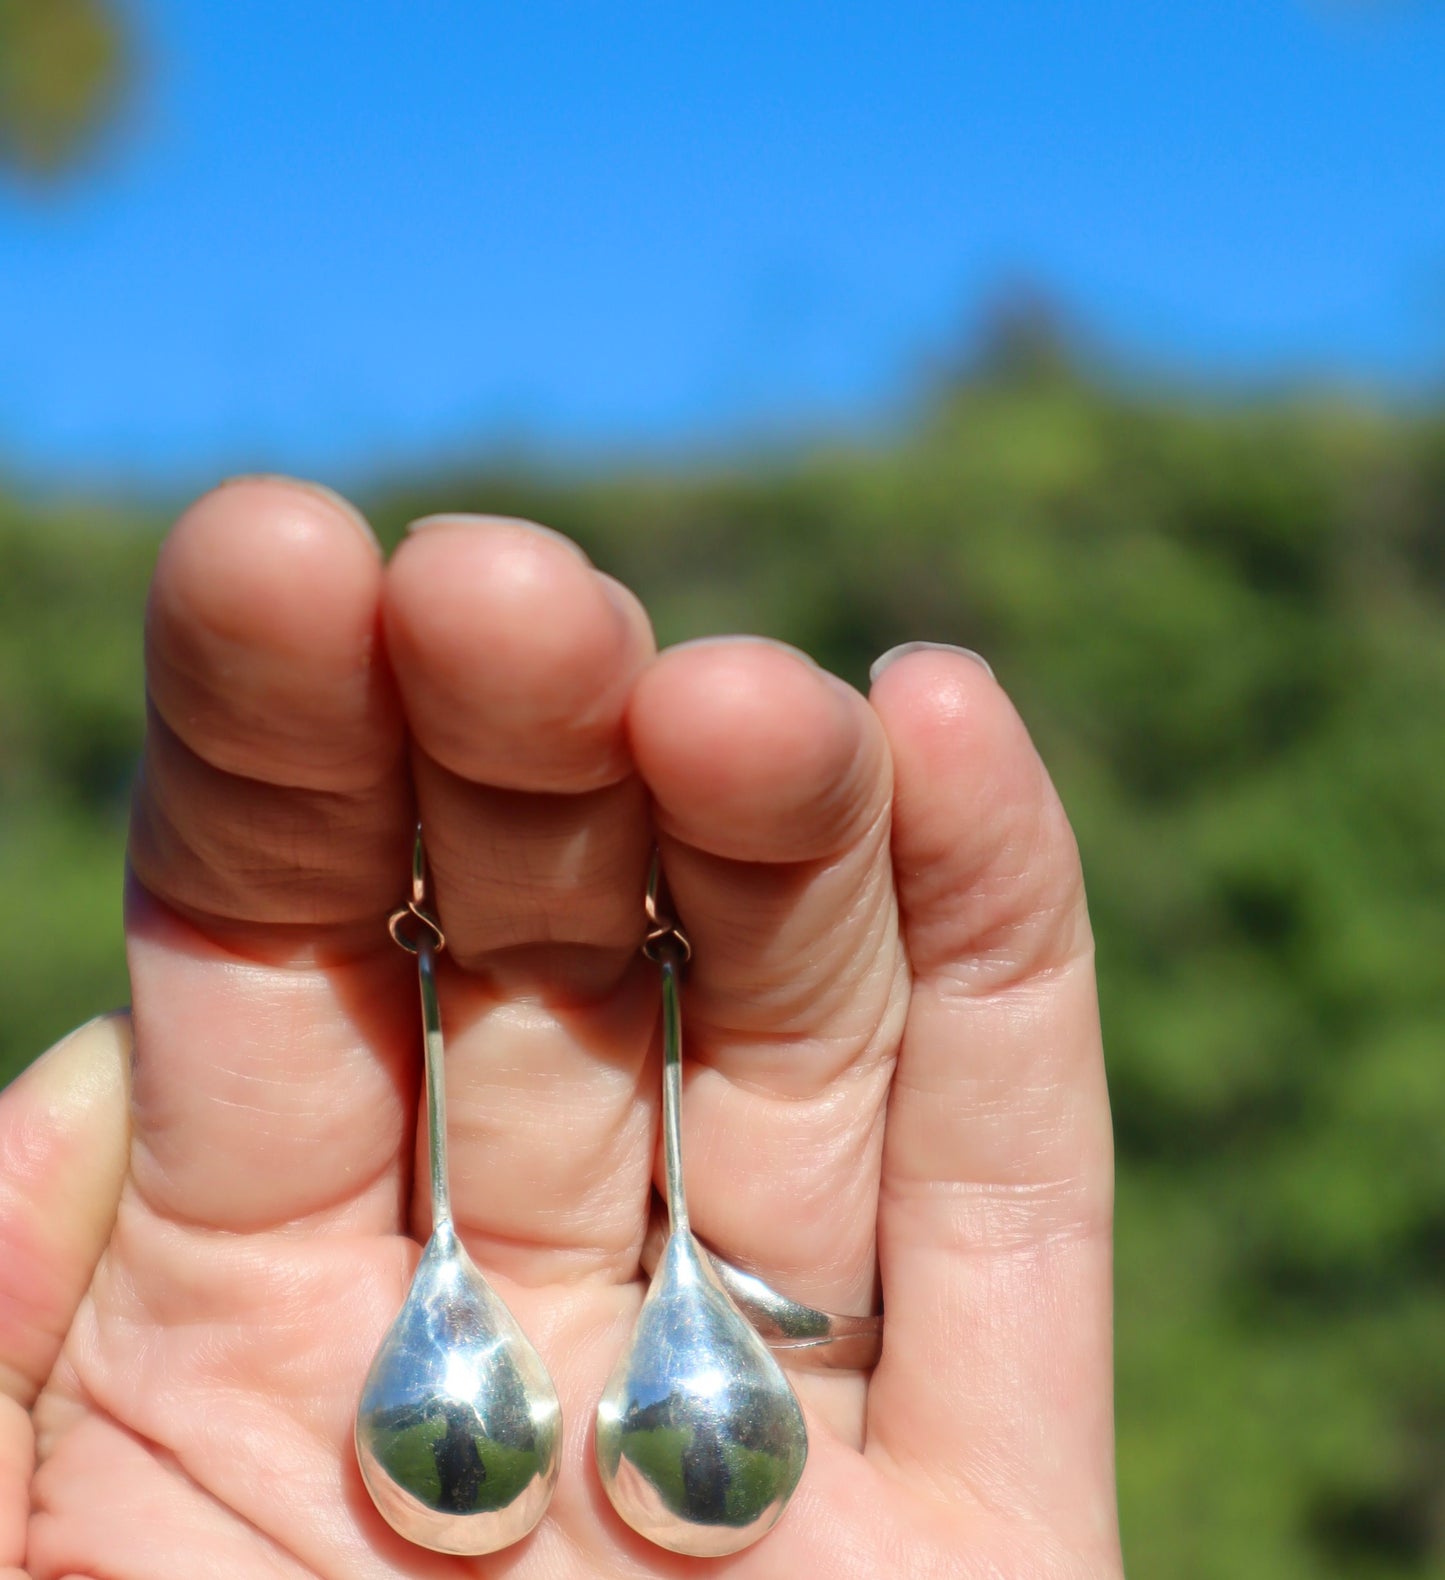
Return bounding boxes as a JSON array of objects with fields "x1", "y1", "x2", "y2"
[{"x1": 2, "y1": 0, "x2": 1444, "y2": 490}]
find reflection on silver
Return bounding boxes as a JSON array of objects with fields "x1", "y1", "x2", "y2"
[
  {"x1": 356, "y1": 1221, "x2": 561, "y2": 1553},
  {"x1": 595, "y1": 911, "x2": 807, "y2": 1556},
  {"x1": 640, "y1": 1216, "x2": 884, "y2": 1371},
  {"x1": 356, "y1": 848, "x2": 560, "y2": 1554}
]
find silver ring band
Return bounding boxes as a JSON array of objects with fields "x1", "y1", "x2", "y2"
[{"x1": 640, "y1": 1220, "x2": 883, "y2": 1371}]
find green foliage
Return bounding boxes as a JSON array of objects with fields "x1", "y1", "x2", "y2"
[
  {"x1": 0, "y1": 492, "x2": 149, "y2": 1076},
  {"x1": 2, "y1": 369, "x2": 1443, "y2": 1575},
  {"x1": 610, "y1": 1424, "x2": 796, "y2": 1526},
  {"x1": 0, "y1": 0, "x2": 127, "y2": 178},
  {"x1": 368, "y1": 1417, "x2": 538, "y2": 1515}
]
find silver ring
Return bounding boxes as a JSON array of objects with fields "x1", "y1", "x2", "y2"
[{"x1": 639, "y1": 1217, "x2": 883, "y2": 1372}]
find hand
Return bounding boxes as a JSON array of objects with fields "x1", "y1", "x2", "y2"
[{"x1": 1, "y1": 478, "x2": 1121, "y2": 1578}]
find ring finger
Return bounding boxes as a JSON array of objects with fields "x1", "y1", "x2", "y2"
[{"x1": 626, "y1": 639, "x2": 906, "y2": 1342}]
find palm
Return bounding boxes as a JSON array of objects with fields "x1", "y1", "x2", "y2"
[{"x1": 5, "y1": 480, "x2": 1121, "y2": 1579}]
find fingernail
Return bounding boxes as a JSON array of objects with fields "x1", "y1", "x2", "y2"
[
  {"x1": 24, "y1": 1009, "x2": 133, "y2": 1108},
  {"x1": 869, "y1": 641, "x2": 995, "y2": 685},
  {"x1": 405, "y1": 513, "x2": 590, "y2": 562},
  {"x1": 665, "y1": 634, "x2": 821, "y2": 669},
  {"x1": 219, "y1": 474, "x2": 380, "y2": 551},
  {"x1": 596, "y1": 571, "x2": 646, "y2": 631}
]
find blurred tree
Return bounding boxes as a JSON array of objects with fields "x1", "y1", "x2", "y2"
[
  {"x1": 0, "y1": 0, "x2": 127, "y2": 179},
  {"x1": 972, "y1": 284, "x2": 1085, "y2": 387}
]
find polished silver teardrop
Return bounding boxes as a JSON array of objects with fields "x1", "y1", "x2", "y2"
[
  {"x1": 356, "y1": 1222, "x2": 561, "y2": 1554},
  {"x1": 596, "y1": 1228, "x2": 807, "y2": 1556}
]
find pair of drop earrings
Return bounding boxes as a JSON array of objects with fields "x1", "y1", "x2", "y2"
[{"x1": 353, "y1": 836, "x2": 809, "y2": 1558}]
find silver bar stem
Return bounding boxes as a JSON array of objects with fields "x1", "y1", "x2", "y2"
[
  {"x1": 659, "y1": 952, "x2": 690, "y2": 1237},
  {"x1": 417, "y1": 938, "x2": 452, "y2": 1233}
]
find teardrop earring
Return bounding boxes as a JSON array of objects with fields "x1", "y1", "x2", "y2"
[
  {"x1": 594, "y1": 866, "x2": 808, "y2": 1556},
  {"x1": 355, "y1": 831, "x2": 562, "y2": 1554}
]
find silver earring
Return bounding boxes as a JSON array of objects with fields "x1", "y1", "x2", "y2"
[
  {"x1": 355, "y1": 832, "x2": 562, "y2": 1554},
  {"x1": 595, "y1": 866, "x2": 808, "y2": 1556}
]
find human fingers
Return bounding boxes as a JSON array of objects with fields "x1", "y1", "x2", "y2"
[
  {"x1": 864, "y1": 647, "x2": 1119, "y2": 1565},
  {"x1": 0, "y1": 1014, "x2": 129, "y2": 1573},
  {"x1": 382, "y1": 517, "x2": 659, "y2": 1285},
  {"x1": 126, "y1": 478, "x2": 417, "y2": 1235}
]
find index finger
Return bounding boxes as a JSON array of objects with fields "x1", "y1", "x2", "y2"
[{"x1": 125, "y1": 478, "x2": 417, "y2": 1235}]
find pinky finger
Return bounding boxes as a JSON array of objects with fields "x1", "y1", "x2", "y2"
[
  {"x1": 0, "y1": 1014, "x2": 131, "y2": 1569},
  {"x1": 865, "y1": 650, "x2": 1119, "y2": 1558}
]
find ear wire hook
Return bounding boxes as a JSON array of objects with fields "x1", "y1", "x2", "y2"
[
  {"x1": 388, "y1": 823, "x2": 446, "y2": 955},
  {"x1": 642, "y1": 852, "x2": 691, "y2": 966}
]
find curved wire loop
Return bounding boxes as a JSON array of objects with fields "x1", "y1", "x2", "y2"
[
  {"x1": 642, "y1": 852, "x2": 691, "y2": 966},
  {"x1": 388, "y1": 824, "x2": 446, "y2": 954}
]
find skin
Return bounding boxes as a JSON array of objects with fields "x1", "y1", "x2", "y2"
[{"x1": 0, "y1": 478, "x2": 1123, "y2": 1579}]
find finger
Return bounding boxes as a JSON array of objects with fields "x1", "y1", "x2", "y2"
[
  {"x1": 0, "y1": 1014, "x2": 130, "y2": 1572},
  {"x1": 126, "y1": 478, "x2": 417, "y2": 1234},
  {"x1": 865, "y1": 647, "x2": 1118, "y2": 1558},
  {"x1": 132, "y1": 476, "x2": 407, "y2": 932},
  {"x1": 382, "y1": 517, "x2": 659, "y2": 1282},
  {"x1": 384, "y1": 518, "x2": 655, "y2": 984},
  {"x1": 0, "y1": 1015, "x2": 130, "y2": 1409},
  {"x1": 627, "y1": 639, "x2": 907, "y2": 1320}
]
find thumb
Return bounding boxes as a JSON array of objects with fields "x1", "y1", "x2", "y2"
[
  {"x1": 0, "y1": 1011, "x2": 131, "y2": 1406},
  {"x1": 0, "y1": 1013, "x2": 130, "y2": 1574}
]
